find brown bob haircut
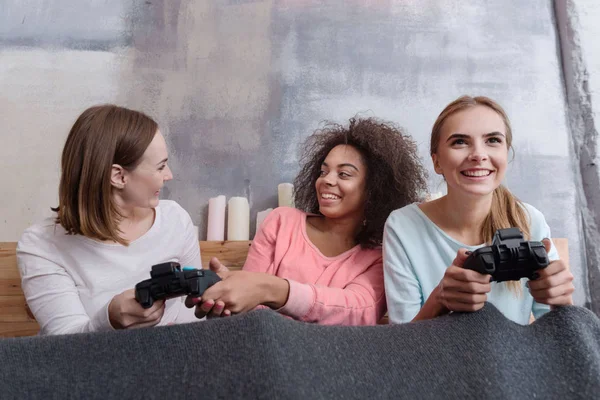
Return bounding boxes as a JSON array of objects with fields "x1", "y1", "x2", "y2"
[{"x1": 53, "y1": 104, "x2": 158, "y2": 245}]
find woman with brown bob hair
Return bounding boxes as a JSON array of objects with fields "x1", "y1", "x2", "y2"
[
  {"x1": 17, "y1": 105, "x2": 201, "y2": 335},
  {"x1": 189, "y1": 117, "x2": 428, "y2": 325},
  {"x1": 383, "y1": 95, "x2": 574, "y2": 325}
]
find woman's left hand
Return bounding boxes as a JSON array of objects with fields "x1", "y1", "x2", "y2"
[{"x1": 528, "y1": 239, "x2": 575, "y2": 308}]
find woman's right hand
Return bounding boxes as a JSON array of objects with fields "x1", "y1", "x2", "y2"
[
  {"x1": 185, "y1": 258, "x2": 234, "y2": 319},
  {"x1": 435, "y1": 248, "x2": 492, "y2": 313},
  {"x1": 108, "y1": 289, "x2": 165, "y2": 329}
]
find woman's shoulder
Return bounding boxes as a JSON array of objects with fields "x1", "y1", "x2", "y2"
[
  {"x1": 519, "y1": 202, "x2": 548, "y2": 228},
  {"x1": 272, "y1": 206, "x2": 307, "y2": 218},
  {"x1": 17, "y1": 217, "x2": 69, "y2": 253},
  {"x1": 259, "y1": 207, "x2": 306, "y2": 233},
  {"x1": 21, "y1": 217, "x2": 65, "y2": 239},
  {"x1": 520, "y1": 202, "x2": 544, "y2": 219},
  {"x1": 263, "y1": 207, "x2": 307, "y2": 225},
  {"x1": 519, "y1": 202, "x2": 551, "y2": 239},
  {"x1": 384, "y1": 202, "x2": 454, "y2": 251},
  {"x1": 386, "y1": 203, "x2": 424, "y2": 228}
]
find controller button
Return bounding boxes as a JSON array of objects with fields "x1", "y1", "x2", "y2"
[
  {"x1": 533, "y1": 248, "x2": 548, "y2": 263},
  {"x1": 482, "y1": 254, "x2": 495, "y2": 272}
]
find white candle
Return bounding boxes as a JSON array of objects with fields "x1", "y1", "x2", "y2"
[
  {"x1": 227, "y1": 197, "x2": 250, "y2": 241},
  {"x1": 207, "y1": 195, "x2": 226, "y2": 240},
  {"x1": 255, "y1": 208, "x2": 273, "y2": 235},
  {"x1": 278, "y1": 183, "x2": 294, "y2": 208}
]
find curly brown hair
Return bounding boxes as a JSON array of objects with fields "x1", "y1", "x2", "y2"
[{"x1": 294, "y1": 117, "x2": 428, "y2": 248}]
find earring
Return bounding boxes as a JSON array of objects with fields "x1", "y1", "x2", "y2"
[{"x1": 363, "y1": 219, "x2": 367, "y2": 226}]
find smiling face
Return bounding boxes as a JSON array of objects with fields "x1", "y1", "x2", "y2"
[
  {"x1": 315, "y1": 144, "x2": 367, "y2": 220},
  {"x1": 119, "y1": 131, "x2": 173, "y2": 209},
  {"x1": 432, "y1": 105, "x2": 509, "y2": 198}
]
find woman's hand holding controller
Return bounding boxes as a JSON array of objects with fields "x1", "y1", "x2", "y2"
[
  {"x1": 413, "y1": 249, "x2": 492, "y2": 321},
  {"x1": 108, "y1": 289, "x2": 165, "y2": 329},
  {"x1": 527, "y1": 239, "x2": 574, "y2": 308},
  {"x1": 435, "y1": 248, "x2": 492, "y2": 313}
]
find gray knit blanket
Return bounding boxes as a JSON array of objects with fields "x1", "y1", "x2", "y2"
[{"x1": 0, "y1": 303, "x2": 598, "y2": 399}]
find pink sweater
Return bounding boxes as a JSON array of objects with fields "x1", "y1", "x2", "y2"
[{"x1": 243, "y1": 207, "x2": 386, "y2": 325}]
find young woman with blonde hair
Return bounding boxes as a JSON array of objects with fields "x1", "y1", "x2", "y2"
[{"x1": 383, "y1": 96, "x2": 574, "y2": 325}]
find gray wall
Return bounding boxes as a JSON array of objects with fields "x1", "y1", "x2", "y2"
[
  {"x1": 1, "y1": 0, "x2": 597, "y2": 312},
  {"x1": 555, "y1": 0, "x2": 600, "y2": 315}
]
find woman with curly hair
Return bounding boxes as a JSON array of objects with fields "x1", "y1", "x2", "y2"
[{"x1": 189, "y1": 117, "x2": 427, "y2": 325}]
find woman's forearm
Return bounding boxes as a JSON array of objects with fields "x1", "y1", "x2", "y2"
[
  {"x1": 262, "y1": 275, "x2": 290, "y2": 309},
  {"x1": 411, "y1": 285, "x2": 449, "y2": 322}
]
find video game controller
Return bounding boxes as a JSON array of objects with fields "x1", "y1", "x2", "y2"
[
  {"x1": 462, "y1": 228, "x2": 549, "y2": 282},
  {"x1": 135, "y1": 262, "x2": 221, "y2": 309}
]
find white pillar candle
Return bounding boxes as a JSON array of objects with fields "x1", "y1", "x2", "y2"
[
  {"x1": 255, "y1": 208, "x2": 273, "y2": 235},
  {"x1": 207, "y1": 195, "x2": 226, "y2": 240},
  {"x1": 278, "y1": 183, "x2": 294, "y2": 208},
  {"x1": 227, "y1": 197, "x2": 250, "y2": 241}
]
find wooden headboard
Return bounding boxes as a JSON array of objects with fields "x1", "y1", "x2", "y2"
[{"x1": 0, "y1": 239, "x2": 569, "y2": 337}]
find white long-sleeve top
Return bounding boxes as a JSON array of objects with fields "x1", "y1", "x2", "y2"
[{"x1": 17, "y1": 200, "x2": 202, "y2": 335}]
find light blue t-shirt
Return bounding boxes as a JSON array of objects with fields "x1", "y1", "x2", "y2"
[{"x1": 383, "y1": 202, "x2": 559, "y2": 325}]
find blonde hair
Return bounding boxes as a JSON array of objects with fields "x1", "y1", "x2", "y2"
[
  {"x1": 431, "y1": 96, "x2": 530, "y2": 292},
  {"x1": 53, "y1": 105, "x2": 158, "y2": 245}
]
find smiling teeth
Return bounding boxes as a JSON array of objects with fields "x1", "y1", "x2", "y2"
[
  {"x1": 322, "y1": 194, "x2": 340, "y2": 200},
  {"x1": 463, "y1": 170, "x2": 491, "y2": 177}
]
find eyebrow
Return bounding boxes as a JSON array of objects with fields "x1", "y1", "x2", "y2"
[
  {"x1": 446, "y1": 132, "x2": 505, "y2": 142},
  {"x1": 156, "y1": 158, "x2": 168, "y2": 166},
  {"x1": 322, "y1": 161, "x2": 359, "y2": 171}
]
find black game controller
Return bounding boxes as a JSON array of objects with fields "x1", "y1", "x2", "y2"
[
  {"x1": 462, "y1": 228, "x2": 549, "y2": 282},
  {"x1": 135, "y1": 262, "x2": 221, "y2": 309}
]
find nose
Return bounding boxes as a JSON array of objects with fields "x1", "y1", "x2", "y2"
[
  {"x1": 322, "y1": 171, "x2": 336, "y2": 186},
  {"x1": 164, "y1": 165, "x2": 174, "y2": 181},
  {"x1": 468, "y1": 143, "x2": 488, "y2": 162}
]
